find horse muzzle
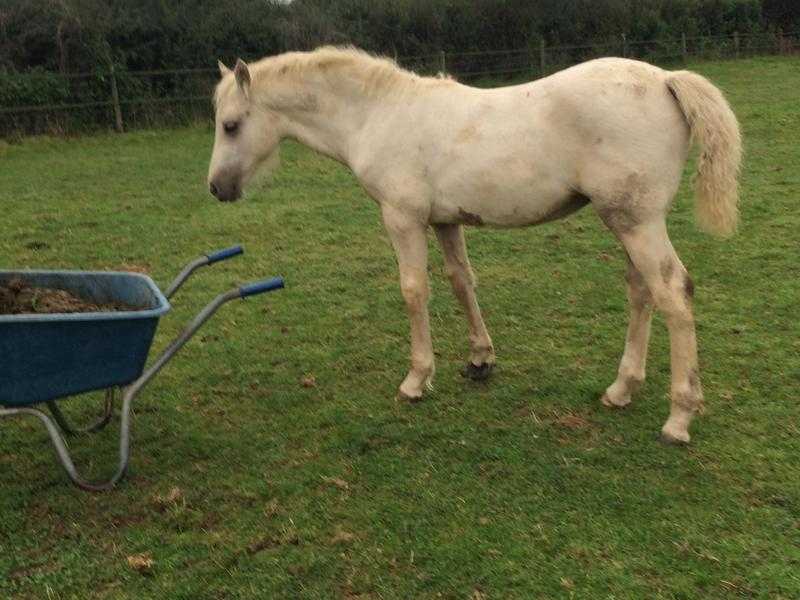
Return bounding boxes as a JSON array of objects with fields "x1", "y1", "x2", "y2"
[{"x1": 208, "y1": 173, "x2": 242, "y2": 202}]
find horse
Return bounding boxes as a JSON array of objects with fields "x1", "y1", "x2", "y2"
[{"x1": 207, "y1": 46, "x2": 741, "y2": 444}]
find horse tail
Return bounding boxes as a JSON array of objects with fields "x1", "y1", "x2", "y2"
[{"x1": 666, "y1": 70, "x2": 742, "y2": 237}]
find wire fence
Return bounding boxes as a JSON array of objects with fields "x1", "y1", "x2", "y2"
[{"x1": 1, "y1": 30, "x2": 797, "y2": 138}]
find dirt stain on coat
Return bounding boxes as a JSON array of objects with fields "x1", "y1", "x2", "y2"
[{"x1": 458, "y1": 208, "x2": 485, "y2": 226}]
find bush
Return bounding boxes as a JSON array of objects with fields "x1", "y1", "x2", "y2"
[{"x1": 0, "y1": 68, "x2": 71, "y2": 108}]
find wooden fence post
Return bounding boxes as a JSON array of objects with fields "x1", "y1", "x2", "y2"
[
  {"x1": 621, "y1": 33, "x2": 627, "y2": 58},
  {"x1": 439, "y1": 50, "x2": 446, "y2": 74},
  {"x1": 734, "y1": 31, "x2": 740, "y2": 59},
  {"x1": 529, "y1": 45, "x2": 535, "y2": 77},
  {"x1": 681, "y1": 32, "x2": 687, "y2": 62},
  {"x1": 777, "y1": 28, "x2": 784, "y2": 55},
  {"x1": 109, "y1": 64, "x2": 123, "y2": 133},
  {"x1": 539, "y1": 38, "x2": 546, "y2": 74}
]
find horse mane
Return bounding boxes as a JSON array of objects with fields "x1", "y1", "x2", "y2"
[{"x1": 240, "y1": 46, "x2": 453, "y2": 102}]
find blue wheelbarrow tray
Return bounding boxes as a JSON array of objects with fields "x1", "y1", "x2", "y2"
[{"x1": 0, "y1": 270, "x2": 170, "y2": 408}]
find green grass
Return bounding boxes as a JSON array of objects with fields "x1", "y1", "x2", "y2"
[{"x1": 1, "y1": 55, "x2": 799, "y2": 599}]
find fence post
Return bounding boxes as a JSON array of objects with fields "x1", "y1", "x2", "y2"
[
  {"x1": 439, "y1": 50, "x2": 446, "y2": 74},
  {"x1": 529, "y1": 45, "x2": 535, "y2": 77},
  {"x1": 777, "y1": 28, "x2": 784, "y2": 55},
  {"x1": 681, "y1": 32, "x2": 687, "y2": 62},
  {"x1": 539, "y1": 38, "x2": 546, "y2": 74},
  {"x1": 734, "y1": 31, "x2": 740, "y2": 59},
  {"x1": 621, "y1": 33, "x2": 627, "y2": 58},
  {"x1": 109, "y1": 64, "x2": 123, "y2": 133}
]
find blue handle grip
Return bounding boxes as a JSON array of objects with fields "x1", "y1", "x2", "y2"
[
  {"x1": 206, "y1": 245, "x2": 244, "y2": 264},
  {"x1": 240, "y1": 276, "x2": 285, "y2": 298}
]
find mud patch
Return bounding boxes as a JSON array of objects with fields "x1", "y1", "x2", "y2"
[
  {"x1": 596, "y1": 198, "x2": 640, "y2": 234},
  {"x1": 0, "y1": 279, "x2": 141, "y2": 315},
  {"x1": 458, "y1": 207, "x2": 485, "y2": 226},
  {"x1": 234, "y1": 528, "x2": 301, "y2": 562},
  {"x1": 684, "y1": 273, "x2": 695, "y2": 300},
  {"x1": 673, "y1": 370, "x2": 704, "y2": 413},
  {"x1": 329, "y1": 526, "x2": 356, "y2": 545},
  {"x1": 24, "y1": 241, "x2": 49, "y2": 250},
  {"x1": 596, "y1": 173, "x2": 652, "y2": 234},
  {"x1": 8, "y1": 560, "x2": 61, "y2": 582},
  {"x1": 624, "y1": 258, "x2": 645, "y2": 287},
  {"x1": 546, "y1": 409, "x2": 600, "y2": 446},
  {"x1": 659, "y1": 256, "x2": 675, "y2": 284},
  {"x1": 126, "y1": 553, "x2": 154, "y2": 574},
  {"x1": 455, "y1": 124, "x2": 480, "y2": 144},
  {"x1": 554, "y1": 412, "x2": 592, "y2": 430},
  {"x1": 119, "y1": 263, "x2": 150, "y2": 274}
]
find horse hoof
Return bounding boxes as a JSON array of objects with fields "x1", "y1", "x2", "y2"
[
  {"x1": 659, "y1": 430, "x2": 690, "y2": 446},
  {"x1": 601, "y1": 393, "x2": 631, "y2": 408},
  {"x1": 396, "y1": 390, "x2": 424, "y2": 404},
  {"x1": 461, "y1": 362, "x2": 494, "y2": 381}
]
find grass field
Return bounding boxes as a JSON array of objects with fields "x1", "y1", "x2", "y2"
[{"x1": 1, "y1": 56, "x2": 799, "y2": 599}]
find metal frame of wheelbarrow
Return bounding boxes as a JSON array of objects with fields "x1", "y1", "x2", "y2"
[{"x1": 0, "y1": 245, "x2": 284, "y2": 492}]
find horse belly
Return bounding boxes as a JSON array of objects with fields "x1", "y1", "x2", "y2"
[{"x1": 431, "y1": 170, "x2": 586, "y2": 228}]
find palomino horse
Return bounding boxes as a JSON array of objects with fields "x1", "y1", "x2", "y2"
[{"x1": 208, "y1": 47, "x2": 741, "y2": 444}]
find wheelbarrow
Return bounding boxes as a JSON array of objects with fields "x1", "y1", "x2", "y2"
[{"x1": 0, "y1": 245, "x2": 284, "y2": 491}]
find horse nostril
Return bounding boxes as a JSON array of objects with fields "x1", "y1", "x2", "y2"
[{"x1": 209, "y1": 182, "x2": 219, "y2": 197}]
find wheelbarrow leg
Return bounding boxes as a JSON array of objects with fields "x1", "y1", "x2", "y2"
[
  {"x1": 0, "y1": 391, "x2": 134, "y2": 492},
  {"x1": 46, "y1": 388, "x2": 116, "y2": 436}
]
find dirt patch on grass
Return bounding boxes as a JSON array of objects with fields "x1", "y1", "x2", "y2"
[
  {"x1": 243, "y1": 530, "x2": 300, "y2": 557},
  {"x1": 126, "y1": 553, "x2": 155, "y2": 574},
  {"x1": 8, "y1": 559, "x2": 62, "y2": 582},
  {"x1": 0, "y1": 279, "x2": 140, "y2": 315},
  {"x1": 329, "y1": 526, "x2": 356, "y2": 546},
  {"x1": 555, "y1": 412, "x2": 592, "y2": 430}
]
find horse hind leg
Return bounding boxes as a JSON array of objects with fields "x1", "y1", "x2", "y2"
[
  {"x1": 602, "y1": 254, "x2": 654, "y2": 408},
  {"x1": 608, "y1": 219, "x2": 703, "y2": 444}
]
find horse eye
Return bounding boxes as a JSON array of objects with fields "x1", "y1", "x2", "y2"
[{"x1": 223, "y1": 120, "x2": 239, "y2": 135}]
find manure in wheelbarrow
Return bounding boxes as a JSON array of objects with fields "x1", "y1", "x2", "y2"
[{"x1": 0, "y1": 278, "x2": 141, "y2": 314}]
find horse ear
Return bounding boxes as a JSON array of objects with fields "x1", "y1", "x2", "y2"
[
  {"x1": 234, "y1": 58, "x2": 251, "y2": 93},
  {"x1": 218, "y1": 60, "x2": 231, "y2": 77}
]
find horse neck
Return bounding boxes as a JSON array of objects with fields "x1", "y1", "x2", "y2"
[{"x1": 265, "y1": 77, "x2": 377, "y2": 167}]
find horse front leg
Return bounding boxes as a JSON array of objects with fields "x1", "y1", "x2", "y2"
[
  {"x1": 434, "y1": 224, "x2": 495, "y2": 380},
  {"x1": 382, "y1": 206, "x2": 435, "y2": 401}
]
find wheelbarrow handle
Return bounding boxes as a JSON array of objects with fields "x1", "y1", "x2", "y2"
[
  {"x1": 240, "y1": 276, "x2": 285, "y2": 298},
  {"x1": 165, "y1": 244, "x2": 245, "y2": 299},
  {"x1": 125, "y1": 278, "x2": 287, "y2": 417},
  {"x1": 206, "y1": 245, "x2": 244, "y2": 264}
]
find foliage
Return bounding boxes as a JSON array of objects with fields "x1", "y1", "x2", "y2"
[
  {"x1": 0, "y1": 0, "x2": 789, "y2": 75},
  {"x1": 0, "y1": 67, "x2": 70, "y2": 107},
  {"x1": 762, "y1": 0, "x2": 800, "y2": 30}
]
